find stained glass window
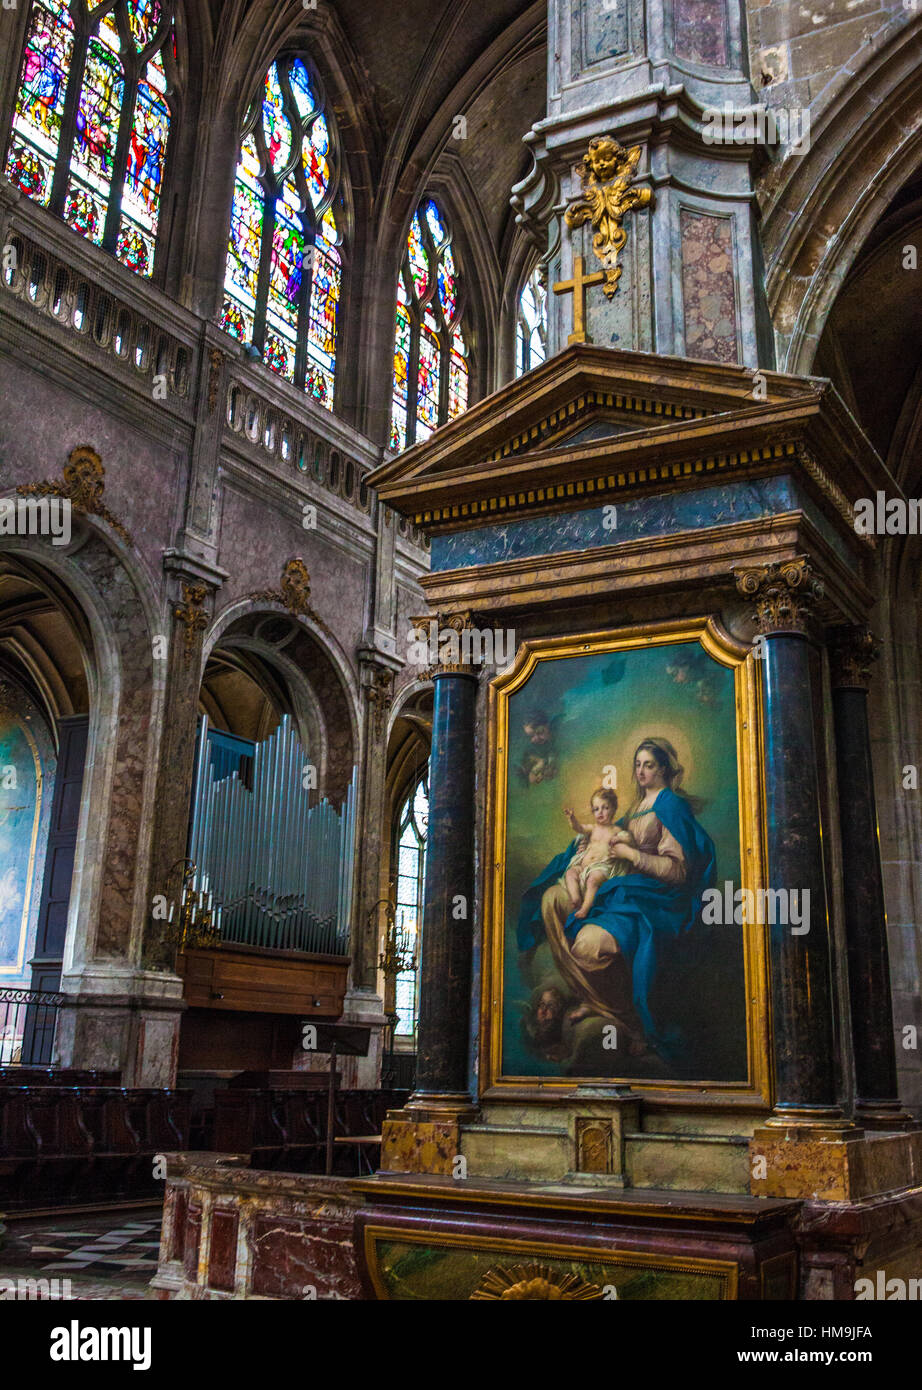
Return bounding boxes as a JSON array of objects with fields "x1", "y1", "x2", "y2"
[
  {"x1": 516, "y1": 265, "x2": 548, "y2": 377},
  {"x1": 5, "y1": 0, "x2": 175, "y2": 278},
  {"x1": 393, "y1": 773, "x2": 428, "y2": 1038},
  {"x1": 221, "y1": 55, "x2": 343, "y2": 411},
  {"x1": 390, "y1": 196, "x2": 469, "y2": 451}
]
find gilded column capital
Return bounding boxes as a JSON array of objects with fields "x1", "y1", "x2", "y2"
[
  {"x1": 828, "y1": 625, "x2": 881, "y2": 691},
  {"x1": 734, "y1": 557, "x2": 824, "y2": 636},
  {"x1": 409, "y1": 611, "x2": 480, "y2": 678}
]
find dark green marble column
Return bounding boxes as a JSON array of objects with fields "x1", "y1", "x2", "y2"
[
  {"x1": 829, "y1": 627, "x2": 916, "y2": 1131},
  {"x1": 409, "y1": 620, "x2": 478, "y2": 1114},
  {"x1": 736, "y1": 559, "x2": 850, "y2": 1132}
]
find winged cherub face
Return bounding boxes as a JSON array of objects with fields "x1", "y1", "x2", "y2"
[{"x1": 585, "y1": 136, "x2": 623, "y2": 182}]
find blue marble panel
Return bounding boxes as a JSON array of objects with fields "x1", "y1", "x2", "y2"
[{"x1": 429, "y1": 475, "x2": 854, "y2": 571}]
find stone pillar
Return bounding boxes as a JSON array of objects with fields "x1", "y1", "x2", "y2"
[
  {"x1": 512, "y1": 0, "x2": 773, "y2": 366},
  {"x1": 735, "y1": 558, "x2": 849, "y2": 1132},
  {"x1": 408, "y1": 617, "x2": 478, "y2": 1116},
  {"x1": 829, "y1": 626, "x2": 916, "y2": 1132}
]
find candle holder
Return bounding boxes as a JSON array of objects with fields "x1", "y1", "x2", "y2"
[
  {"x1": 163, "y1": 858, "x2": 222, "y2": 954},
  {"x1": 372, "y1": 896, "x2": 417, "y2": 1087}
]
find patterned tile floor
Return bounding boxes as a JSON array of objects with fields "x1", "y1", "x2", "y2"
[{"x1": 0, "y1": 1205, "x2": 163, "y2": 1299}]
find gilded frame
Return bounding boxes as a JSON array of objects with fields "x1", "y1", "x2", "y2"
[
  {"x1": 362, "y1": 1224, "x2": 739, "y2": 1301},
  {"x1": 481, "y1": 616, "x2": 771, "y2": 1104}
]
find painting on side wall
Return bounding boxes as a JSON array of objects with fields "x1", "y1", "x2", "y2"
[
  {"x1": 486, "y1": 620, "x2": 769, "y2": 1097},
  {"x1": 0, "y1": 705, "x2": 44, "y2": 980}
]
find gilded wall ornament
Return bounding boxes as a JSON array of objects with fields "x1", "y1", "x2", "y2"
[
  {"x1": 251, "y1": 559, "x2": 329, "y2": 632},
  {"x1": 565, "y1": 136, "x2": 654, "y2": 300},
  {"x1": 174, "y1": 582, "x2": 209, "y2": 661},
  {"x1": 16, "y1": 445, "x2": 130, "y2": 543},
  {"x1": 734, "y1": 557, "x2": 824, "y2": 635},
  {"x1": 470, "y1": 1264, "x2": 603, "y2": 1301},
  {"x1": 828, "y1": 626, "x2": 880, "y2": 690}
]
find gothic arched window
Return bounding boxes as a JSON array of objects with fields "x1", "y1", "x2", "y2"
[
  {"x1": 516, "y1": 265, "x2": 547, "y2": 376},
  {"x1": 221, "y1": 55, "x2": 343, "y2": 410},
  {"x1": 5, "y1": 0, "x2": 175, "y2": 278},
  {"x1": 393, "y1": 772, "x2": 428, "y2": 1037},
  {"x1": 390, "y1": 198, "x2": 468, "y2": 451}
]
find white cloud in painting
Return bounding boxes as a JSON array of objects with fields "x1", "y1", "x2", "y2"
[{"x1": 0, "y1": 866, "x2": 20, "y2": 918}]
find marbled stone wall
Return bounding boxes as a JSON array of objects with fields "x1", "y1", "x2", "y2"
[
  {"x1": 680, "y1": 209, "x2": 740, "y2": 364},
  {"x1": 675, "y1": 0, "x2": 730, "y2": 66}
]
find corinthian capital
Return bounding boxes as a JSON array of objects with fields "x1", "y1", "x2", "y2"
[
  {"x1": 734, "y1": 557, "x2": 824, "y2": 636},
  {"x1": 828, "y1": 626, "x2": 881, "y2": 690}
]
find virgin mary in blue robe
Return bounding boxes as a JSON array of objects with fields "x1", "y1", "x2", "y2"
[{"x1": 516, "y1": 782, "x2": 716, "y2": 1056}]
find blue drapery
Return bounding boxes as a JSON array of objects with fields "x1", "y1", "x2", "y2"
[{"x1": 515, "y1": 788, "x2": 717, "y2": 1041}]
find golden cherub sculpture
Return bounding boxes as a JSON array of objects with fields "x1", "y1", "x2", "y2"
[{"x1": 565, "y1": 136, "x2": 654, "y2": 299}]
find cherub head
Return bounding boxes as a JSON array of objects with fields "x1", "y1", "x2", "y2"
[{"x1": 582, "y1": 135, "x2": 626, "y2": 183}]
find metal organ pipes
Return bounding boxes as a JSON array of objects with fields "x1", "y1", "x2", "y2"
[{"x1": 186, "y1": 715, "x2": 355, "y2": 955}]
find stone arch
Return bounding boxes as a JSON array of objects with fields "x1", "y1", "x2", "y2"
[
  {"x1": 762, "y1": 16, "x2": 922, "y2": 374},
  {"x1": 204, "y1": 598, "x2": 360, "y2": 807},
  {"x1": 0, "y1": 518, "x2": 159, "y2": 978}
]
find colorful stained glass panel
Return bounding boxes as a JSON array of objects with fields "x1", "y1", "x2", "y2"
[
  {"x1": 262, "y1": 62, "x2": 292, "y2": 173},
  {"x1": 126, "y1": 0, "x2": 163, "y2": 51},
  {"x1": 416, "y1": 322, "x2": 440, "y2": 440},
  {"x1": 407, "y1": 213, "x2": 429, "y2": 300},
  {"x1": 424, "y1": 198, "x2": 446, "y2": 249},
  {"x1": 448, "y1": 331, "x2": 469, "y2": 420},
  {"x1": 6, "y1": 0, "x2": 74, "y2": 206},
  {"x1": 289, "y1": 59, "x2": 315, "y2": 119},
  {"x1": 66, "y1": 33, "x2": 124, "y2": 237},
  {"x1": 437, "y1": 242, "x2": 457, "y2": 322}
]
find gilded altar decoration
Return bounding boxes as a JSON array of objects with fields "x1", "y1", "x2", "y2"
[
  {"x1": 829, "y1": 626, "x2": 880, "y2": 690},
  {"x1": 734, "y1": 556, "x2": 824, "y2": 635},
  {"x1": 565, "y1": 137, "x2": 654, "y2": 299},
  {"x1": 16, "y1": 445, "x2": 130, "y2": 542},
  {"x1": 174, "y1": 582, "x2": 209, "y2": 660},
  {"x1": 470, "y1": 1264, "x2": 603, "y2": 1300}
]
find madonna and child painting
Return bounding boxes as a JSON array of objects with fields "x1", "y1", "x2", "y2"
[{"x1": 499, "y1": 635, "x2": 750, "y2": 1085}]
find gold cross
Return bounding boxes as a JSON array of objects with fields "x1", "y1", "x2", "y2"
[{"x1": 553, "y1": 254, "x2": 605, "y2": 345}]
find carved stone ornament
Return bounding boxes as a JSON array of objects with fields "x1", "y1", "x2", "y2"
[
  {"x1": 470, "y1": 1264, "x2": 603, "y2": 1301},
  {"x1": 735, "y1": 557, "x2": 824, "y2": 635},
  {"x1": 174, "y1": 582, "x2": 209, "y2": 661},
  {"x1": 365, "y1": 668, "x2": 394, "y2": 741},
  {"x1": 251, "y1": 559, "x2": 329, "y2": 632},
  {"x1": 207, "y1": 349, "x2": 225, "y2": 414},
  {"x1": 17, "y1": 445, "x2": 130, "y2": 542},
  {"x1": 565, "y1": 136, "x2": 654, "y2": 299},
  {"x1": 828, "y1": 626, "x2": 880, "y2": 690}
]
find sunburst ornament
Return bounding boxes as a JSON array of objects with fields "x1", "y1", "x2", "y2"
[{"x1": 470, "y1": 1264, "x2": 603, "y2": 1301}]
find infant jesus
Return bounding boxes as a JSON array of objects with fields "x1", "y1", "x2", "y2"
[{"x1": 561, "y1": 787, "x2": 636, "y2": 919}]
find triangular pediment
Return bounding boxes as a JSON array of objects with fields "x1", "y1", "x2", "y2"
[
  {"x1": 370, "y1": 345, "x2": 817, "y2": 492},
  {"x1": 369, "y1": 344, "x2": 888, "y2": 531}
]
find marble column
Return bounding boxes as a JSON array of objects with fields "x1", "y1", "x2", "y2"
[
  {"x1": 735, "y1": 559, "x2": 851, "y2": 1133},
  {"x1": 408, "y1": 616, "x2": 478, "y2": 1116},
  {"x1": 829, "y1": 627, "x2": 916, "y2": 1131}
]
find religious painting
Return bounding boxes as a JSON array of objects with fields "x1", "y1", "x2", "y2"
[
  {"x1": 0, "y1": 706, "x2": 45, "y2": 980},
  {"x1": 485, "y1": 619, "x2": 768, "y2": 1097}
]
